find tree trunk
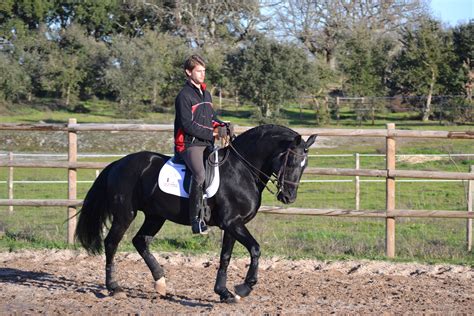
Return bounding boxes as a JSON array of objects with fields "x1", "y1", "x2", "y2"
[
  {"x1": 422, "y1": 69, "x2": 436, "y2": 121},
  {"x1": 274, "y1": 103, "x2": 280, "y2": 117},
  {"x1": 152, "y1": 85, "x2": 158, "y2": 107},
  {"x1": 219, "y1": 89, "x2": 222, "y2": 110},
  {"x1": 326, "y1": 48, "x2": 337, "y2": 71},
  {"x1": 65, "y1": 85, "x2": 71, "y2": 108},
  {"x1": 313, "y1": 97, "x2": 320, "y2": 125},
  {"x1": 264, "y1": 103, "x2": 272, "y2": 117},
  {"x1": 465, "y1": 59, "x2": 473, "y2": 100}
]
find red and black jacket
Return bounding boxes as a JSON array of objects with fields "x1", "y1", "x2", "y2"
[{"x1": 174, "y1": 80, "x2": 224, "y2": 153}]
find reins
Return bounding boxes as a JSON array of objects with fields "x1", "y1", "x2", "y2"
[
  {"x1": 227, "y1": 141, "x2": 307, "y2": 196},
  {"x1": 227, "y1": 141, "x2": 280, "y2": 195},
  {"x1": 206, "y1": 146, "x2": 230, "y2": 167}
]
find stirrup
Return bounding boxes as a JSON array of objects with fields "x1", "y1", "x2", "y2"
[{"x1": 192, "y1": 218, "x2": 208, "y2": 235}]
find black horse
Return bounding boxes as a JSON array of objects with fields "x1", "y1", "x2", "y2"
[{"x1": 75, "y1": 124, "x2": 317, "y2": 303}]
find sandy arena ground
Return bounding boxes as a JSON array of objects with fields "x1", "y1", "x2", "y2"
[{"x1": 1, "y1": 250, "x2": 473, "y2": 314}]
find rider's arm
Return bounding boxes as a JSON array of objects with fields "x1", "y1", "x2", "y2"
[{"x1": 211, "y1": 107, "x2": 227, "y2": 127}]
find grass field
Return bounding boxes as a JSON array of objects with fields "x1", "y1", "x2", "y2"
[{"x1": 0, "y1": 101, "x2": 473, "y2": 264}]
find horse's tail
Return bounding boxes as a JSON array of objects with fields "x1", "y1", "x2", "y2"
[{"x1": 75, "y1": 162, "x2": 115, "y2": 255}]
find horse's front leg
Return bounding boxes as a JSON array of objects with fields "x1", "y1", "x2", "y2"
[
  {"x1": 225, "y1": 221, "x2": 261, "y2": 299},
  {"x1": 214, "y1": 230, "x2": 238, "y2": 303}
]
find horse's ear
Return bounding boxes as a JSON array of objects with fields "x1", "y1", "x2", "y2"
[
  {"x1": 293, "y1": 135, "x2": 302, "y2": 146},
  {"x1": 305, "y1": 134, "x2": 317, "y2": 148}
]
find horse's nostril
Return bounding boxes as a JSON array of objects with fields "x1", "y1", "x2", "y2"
[{"x1": 279, "y1": 194, "x2": 293, "y2": 204}]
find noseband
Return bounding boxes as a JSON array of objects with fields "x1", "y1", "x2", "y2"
[
  {"x1": 276, "y1": 148, "x2": 307, "y2": 194},
  {"x1": 228, "y1": 142, "x2": 307, "y2": 196}
]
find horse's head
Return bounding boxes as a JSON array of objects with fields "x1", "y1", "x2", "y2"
[{"x1": 273, "y1": 134, "x2": 317, "y2": 204}]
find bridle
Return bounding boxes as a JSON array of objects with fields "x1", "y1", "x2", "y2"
[
  {"x1": 228, "y1": 141, "x2": 307, "y2": 196},
  {"x1": 276, "y1": 147, "x2": 307, "y2": 194}
]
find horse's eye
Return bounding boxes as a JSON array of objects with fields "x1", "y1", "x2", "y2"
[{"x1": 304, "y1": 148, "x2": 308, "y2": 153}]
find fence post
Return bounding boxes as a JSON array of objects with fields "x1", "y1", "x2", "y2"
[
  {"x1": 68, "y1": 118, "x2": 77, "y2": 245},
  {"x1": 355, "y1": 153, "x2": 360, "y2": 211},
  {"x1": 468, "y1": 165, "x2": 473, "y2": 252},
  {"x1": 386, "y1": 123, "x2": 396, "y2": 258},
  {"x1": 8, "y1": 152, "x2": 13, "y2": 213}
]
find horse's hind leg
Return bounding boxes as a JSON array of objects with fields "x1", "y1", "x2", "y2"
[
  {"x1": 104, "y1": 210, "x2": 136, "y2": 296},
  {"x1": 132, "y1": 214, "x2": 167, "y2": 296}
]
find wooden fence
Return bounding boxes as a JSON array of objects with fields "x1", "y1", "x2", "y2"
[{"x1": 0, "y1": 119, "x2": 473, "y2": 256}]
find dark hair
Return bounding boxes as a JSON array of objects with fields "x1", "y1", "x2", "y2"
[{"x1": 184, "y1": 55, "x2": 206, "y2": 73}]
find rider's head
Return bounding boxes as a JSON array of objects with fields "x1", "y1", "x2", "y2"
[{"x1": 184, "y1": 55, "x2": 206, "y2": 86}]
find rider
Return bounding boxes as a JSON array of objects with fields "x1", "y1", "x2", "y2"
[{"x1": 174, "y1": 54, "x2": 227, "y2": 235}]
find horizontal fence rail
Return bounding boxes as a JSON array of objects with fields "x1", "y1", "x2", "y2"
[
  {"x1": 0, "y1": 200, "x2": 472, "y2": 219},
  {"x1": 259, "y1": 206, "x2": 474, "y2": 219},
  {"x1": 0, "y1": 119, "x2": 473, "y2": 256},
  {"x1": 2, "y1": 153, "x2": 474, "y2": 158},
  {"x1": 1, "y1": 122, "x2": 474, "y2": 139},
  {"x1": 0, "y1": 179, "x2": 469, "y2": 184},
  {"x1": 1, "y1": 160, "x2": 473, "y2": 180}
]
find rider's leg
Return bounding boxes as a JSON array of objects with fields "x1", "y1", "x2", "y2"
[
  {"x1": 180, "y1": 146, "x2": 208, "y2": 234},
  {"x1": 189, "y1": 179, "x2": 207, "y2": 234}
]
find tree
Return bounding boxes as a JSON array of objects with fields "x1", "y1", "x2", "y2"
[
  {"x1": 452, "y1": 20, "x2": 473, "y2": 99},
  {"x1": 44, "y1": 0, "x2": 263, "y2": 44},
  {"x1": 56, "y1": 0, "x2": 121, "y2": 38},
  {"x1": 163, "y1": 0, "x2": 262, "y2": 47},
  {"x1": 105, "y1": 35, "x2": 152, "y2": 117},
  {"x1": 391, "y1": 18, "x2": 454, "y2": 121},
  {"x1": 226, "y1": 35, "x2": 313, "y2": 119},
  {"x1": 269, "y1": 0, "x2": 426, "y2": 70},
  {"x1": 76, "y1": 31, "x2": 110, "y2": 99},
  {"x1": 136, "y1": 31, "x2": 187, "y2": 109},
  {"x1": 201, "y1": 47, "x2": 228, "y2": 100},
  {"x1": 47, "y1": 0, "x2": 163, "y2": 38},
  {"x1": 105, "y1": 31, "x2": 187, "y2": 117},
  {"x1": 6, "y1": 24, "x2": 55, "y2": 101},
  {"x1": 0, "y1": 52, "x2": 31, "y2": 102},
  {"x1": 37, "y1": 24, "x2": 95, "y2": 108},
  {"x1": 339, "y1": 30, "x2": 395, "y2": 97},
  {"x1": 0, "y1": 0, "x2": 54, "y2": 34}
]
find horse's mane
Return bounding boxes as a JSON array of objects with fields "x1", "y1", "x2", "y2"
[
  {"x1": 231, "y1": 124, "x2": 298, "y2": 151},
  {"x1": 236, "y1": 124, "x2": 297, "y2": 140}
]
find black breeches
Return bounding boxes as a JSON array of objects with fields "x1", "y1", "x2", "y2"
[{"x1": 179, "y1": 146, "x2": 206, "y2": 185}]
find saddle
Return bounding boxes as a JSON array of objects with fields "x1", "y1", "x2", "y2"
[{"x1": 158, "y1": 148, "x2": 220, "y2": 199}]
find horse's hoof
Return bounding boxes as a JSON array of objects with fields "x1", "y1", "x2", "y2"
[
  {"x1": 221, "y1": 294, "x2": 239, "y2": 304},
  {"x1": 234, "y1": 283, "x2": 252, "y2": 297},
  {"x1": 154, "y1": 277, "x2": 166, "y2": 296},
  {"x1": 110, "y1": 289, "x2": 127, "y2": 299},
  {"x1": 220, "y1": 290, "x2": 240, "y2": 304}
]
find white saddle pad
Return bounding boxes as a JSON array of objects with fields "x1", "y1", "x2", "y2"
[{"x1": 158, "y1": 154, "x2": 220, "y2": 199}]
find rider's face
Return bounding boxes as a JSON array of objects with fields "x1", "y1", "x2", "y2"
[{"x1": 186, "y1": 64, "x2": 206, "y2": 86}]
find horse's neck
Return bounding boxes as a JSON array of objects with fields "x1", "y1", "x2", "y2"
[{"x1": 233, "y1": 141, "x2": 279, "y2": 179}]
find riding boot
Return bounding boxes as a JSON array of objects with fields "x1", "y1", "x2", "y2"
[{"x1": 189, "y1": 180, "x2": 208, "y2": 235}]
